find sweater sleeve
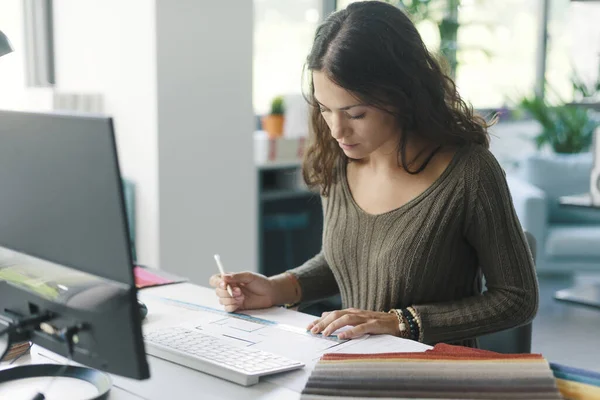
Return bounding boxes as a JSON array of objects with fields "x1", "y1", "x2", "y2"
[
  {"x1": 412, "y1": 150, "x2": 539, "y2": 345},
  {"x1": 287, "y1": 251, "x2": 339, "y2": 303},
  {"x1": 286, "y1": 195, "x2": 340, "y2": 304}
]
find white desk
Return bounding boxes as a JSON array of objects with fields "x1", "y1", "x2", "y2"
[{"x1": 1, "y1": 282, "x2": 429, "y2": 400}]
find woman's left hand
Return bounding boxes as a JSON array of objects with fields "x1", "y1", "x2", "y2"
[{"x1": 307, "y1": 308, "x2": 400, "y2": 340}]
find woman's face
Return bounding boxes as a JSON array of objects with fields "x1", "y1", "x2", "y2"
[{"x1": 312, "y1": 71, "x2": 400, "y2": 160}]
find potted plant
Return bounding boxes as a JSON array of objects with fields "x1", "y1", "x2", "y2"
[
  {"x1": 262, "y1": 95, "x2": 285, "y2": 139},
  {"x1": 518, "y1": 93, "x2": 598, "y2": 154}
]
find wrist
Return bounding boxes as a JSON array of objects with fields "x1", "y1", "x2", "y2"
[{"x1": 268, "y1": 272, "x2": 301, "y2": 306}]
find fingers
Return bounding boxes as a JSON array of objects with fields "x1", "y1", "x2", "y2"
[
  {"x1": 211, "y1": 273, "x2": 247, "y2": 313},
  {"x1": 221, "y1": 271, "x2": 256, "y2": 285},
  {"x1": 215, "y1": 287, "x2": 241, "y2": 298},
  {"x1": 217, "y1": 282, "x2": 242, "y2": 296},
  {"x1": 321, "y1": 314, "x2": 360, "y2": 337},
  {"x1": 208, "y1": 274, "x2": 221, "y2": 288},
  {"x1": 216, "y1": 288, "x2": 244, "y2": 312},
  {"x1": 307, "y1": 309, "x2": 389, "y2": 339},
  {"x1": 340, "y1": 321, "x2": 379, "y2": 339},
  {"x1": 210, "y1": 274, "x2": 244, "y2": 295},
  {"x1": 218, "y1": 294, "x2": 239, "y2": 306},
  {"x1": 307, "y1": 310, "x2": 337, "y2": 332},
  {"x1": 210, "y1": 272, "x2": 253, "y2": 288},
  {"x1": 306, "y1": 311, "x2": 330, "y2": 330},
  {"x1": 310, "y1": 310, "x2": 357, "y2": 336}
]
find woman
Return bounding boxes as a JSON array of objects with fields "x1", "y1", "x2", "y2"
[{"x1": 209, "y1": 1, "x2": 538, "y2": 347}]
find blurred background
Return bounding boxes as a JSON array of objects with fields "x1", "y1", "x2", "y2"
[{"x1": 0, "y1": 0, "x2": 599, "y2": 371}]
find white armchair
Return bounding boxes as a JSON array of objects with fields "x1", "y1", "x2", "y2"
[{"x1": 507, "y1": 152, "x2": 600, "y2": 275}]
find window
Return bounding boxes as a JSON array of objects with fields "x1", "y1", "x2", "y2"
[
  {"x1": 545, "y1": 0, "x2": 600, "y2": 104},
  {"x1": 336, "y1": 0, "x2": 540, "y2": 109},
  {"x1": 253, "y1": 0, "x2": 322, "y2": 115},
  {"x1": 257, "y1": 0, "x2": 598, "y2": 112},
  {"x1": 336, "y1": 0, "x2": 358, "y2": 9},
  {"x1": 336, "y1": 0, "x2": 444, "y2": 62},
  {"x1": 455, "y1": 0, "x2": 539, "y2": 109}
]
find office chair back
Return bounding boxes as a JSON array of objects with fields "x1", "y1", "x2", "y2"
[{"x1": 477, "y1": 231, "x2": 536, "y2": 353}]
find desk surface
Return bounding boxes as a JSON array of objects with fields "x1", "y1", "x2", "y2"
[
  {"x1": 554, "y1": 283, "x2": 600, "y2": 310},
  {"x1": 1, "y1": 282, "x2": 428, "y2": 400}
]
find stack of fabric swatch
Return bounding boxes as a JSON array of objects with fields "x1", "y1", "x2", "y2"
[
  {"x1": 1, "y1": 341, "x2": 31, "y2": 363},
  {"x1": 301, "y1": 343, "x2": 564, "y2": 399},
  {"x1": 550, "y1": 363, "x2": 600, "y2": 400}
]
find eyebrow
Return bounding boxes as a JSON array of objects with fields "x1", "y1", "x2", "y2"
[{"x1": 315, "y1": 98, "x2": 364, "y2": 111}]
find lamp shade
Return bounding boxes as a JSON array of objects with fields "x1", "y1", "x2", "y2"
[{"x1": 0, "y1": 30, "x2": 14, "y2": 58}]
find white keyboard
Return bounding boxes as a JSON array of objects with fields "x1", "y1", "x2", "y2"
[{"x1": 144, "y1": 326, "x2": 305, "y2": 386}]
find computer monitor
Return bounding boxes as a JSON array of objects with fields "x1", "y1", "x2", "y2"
[{"x1": 0, "y1": 110, "x2": 149, "y2": 380}]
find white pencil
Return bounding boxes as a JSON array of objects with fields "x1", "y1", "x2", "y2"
[{"x1": 214, "y1": 254, "x2": 234, "y2": 297}]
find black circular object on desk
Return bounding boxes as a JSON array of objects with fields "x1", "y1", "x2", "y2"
[{"x1": 0, "y1": 363, "x2": 112, "y2": 399}]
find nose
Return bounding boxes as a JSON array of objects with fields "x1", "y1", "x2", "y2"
[{"x1": 329, "y1": 113, "x2": 348, "y2": 140}]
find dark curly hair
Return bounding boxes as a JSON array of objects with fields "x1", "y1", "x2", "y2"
[{"x1": 302, "y1": 1, "x2": 492, "y2": 196}]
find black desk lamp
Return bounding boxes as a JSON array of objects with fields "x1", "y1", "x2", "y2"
[{"x1": 0, "y1": 29, "x2": 14, "y2": 58}]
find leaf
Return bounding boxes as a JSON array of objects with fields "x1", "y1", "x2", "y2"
[{"x1": 534, "y1": 133, "x2": 546, "y2": 150}]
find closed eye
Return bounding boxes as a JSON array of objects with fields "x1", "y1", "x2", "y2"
[{"x1": 347, "y1": 113, "x2": 366, "y2": 120}]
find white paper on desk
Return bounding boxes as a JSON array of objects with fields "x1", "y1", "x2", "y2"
[
  {"x1": 339, "y1": 334, "x2": 432, "y2": 354},
  {"x1": 264, "y1": 334, "x2": 432, "y2": 393},
  {"x1": 243, "y1": 307, "x2": 316, "y2": 328}
]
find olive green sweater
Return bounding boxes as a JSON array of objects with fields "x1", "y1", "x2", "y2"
[{"x1": 288, "y1": 143, "x2": 539, "y2": 346}]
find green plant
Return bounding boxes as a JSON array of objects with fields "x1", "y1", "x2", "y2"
[
  {"x1": 519, "y1": 93, "x2": 598, "y2": 154},
  {"x1": 571, "y1": 70, "x2": 600, "y2": 101},
  {"x1": 270, "y1": 96, "x2": 284, "y2": 115}
]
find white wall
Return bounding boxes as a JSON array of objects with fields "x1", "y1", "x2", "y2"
[
  {"x1": 53, "y1": 0, "x2": 159, "y2": 269},
  {"x1": 156, "y1": 0, "x2": 257, "y2": 284}
]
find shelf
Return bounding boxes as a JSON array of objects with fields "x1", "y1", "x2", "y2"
[{"x1": 260, "y1": 188, "x2": 315, "y2": 202}]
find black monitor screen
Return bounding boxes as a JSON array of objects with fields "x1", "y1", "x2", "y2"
[{"x1": 0, "y1": 110, "x2": 134, "y2": 284}]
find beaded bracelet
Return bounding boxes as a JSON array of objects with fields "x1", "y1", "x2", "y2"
[
  {"x1": 406, "y1": 306, "x2": 423, "y2": 342},
  {"x1": 400, "y1": 308, "x2": 420, "y2": 341},
  {"x1": 388, "y1": 309, "x2": 410, "y2": 339}
]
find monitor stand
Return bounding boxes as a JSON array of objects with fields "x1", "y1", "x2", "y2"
[
  {"x1": 0, "y1": 315, "x2": 112, "y2": 400},
  {"x1": 0, "y1": 363, "x2": 112, "y2": 400}
]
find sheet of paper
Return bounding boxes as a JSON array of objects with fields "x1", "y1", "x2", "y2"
[
  {"x1": 262, "y1": 335, "x2": 369, "y2": 393},
  {"x1": 264, "y1": 334, "x2": 432, "y2": 393},
  {"x1": 243, "y1": 307, "x2": 316, "y2": 329},
  {"x1": 338, "y1": 334, "x2": 432, "y2": 354}
]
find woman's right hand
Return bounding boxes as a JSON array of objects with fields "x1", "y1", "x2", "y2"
[{"x1": 208, "y1": 271, "x2": 275, "y2": 312}]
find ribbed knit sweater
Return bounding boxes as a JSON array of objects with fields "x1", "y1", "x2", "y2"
[{"x1": 288, "y1": 143, "x2": 539, "y2": 346}]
